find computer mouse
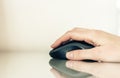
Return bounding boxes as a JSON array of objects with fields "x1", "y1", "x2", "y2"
[{"x1": 49, "y1": 40, "x2": 94, "y2": 59}]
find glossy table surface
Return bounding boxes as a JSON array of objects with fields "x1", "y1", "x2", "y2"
[{"x1": 1, "y1": 50, "x2": 120, "y2": 78}]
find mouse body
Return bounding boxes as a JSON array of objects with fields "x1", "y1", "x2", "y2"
[{"x1": 49, "y1": 40, "x2": 94, "y2": 59}]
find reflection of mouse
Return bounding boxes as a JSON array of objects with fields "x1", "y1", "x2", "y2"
[
  {"x1": 49, "y1": 40, "x2": 94, "y2": 59},
  {"x1": 49, "y1": 59, "x2": 93, "y2": 78}
]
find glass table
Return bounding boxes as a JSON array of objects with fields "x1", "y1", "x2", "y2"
[{"x1": 0, "y1": 50, "x2": 120, "y2": 78}]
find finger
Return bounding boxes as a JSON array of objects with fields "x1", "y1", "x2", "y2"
[
  {"x1": 51, "y1": 28, "x2": 94, "y2": 48},
  {"x1": 66, "y1": 47, "x2": 103, "y2": 61},
  {"x1": 51, "y1": 31, "x2": 72, "y2": 48}
]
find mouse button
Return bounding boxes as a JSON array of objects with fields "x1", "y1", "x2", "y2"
[
  {"x1": 62, "y1": 45, "x2": 82, "y2": 52},
  {"x1": 50, "y1": 50, "x2": 67, "y2": 59},
  {"x1": 68, "y1": 42, "x2": 85, "y2": 49},
  {"x1": 73, "y1": 42, "x2": 94, "y2": 49},
  {"x1": 49, "y1": 46, "x2": 68, "y2": 59}
]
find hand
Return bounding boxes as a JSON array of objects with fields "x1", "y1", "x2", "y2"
[{"x1": 51, "y1": 27, "x2": 120, "y2": 62}]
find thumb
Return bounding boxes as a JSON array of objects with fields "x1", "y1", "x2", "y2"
[{"x1": 66, "y1": 47, "x2": 102, "y2": 61}]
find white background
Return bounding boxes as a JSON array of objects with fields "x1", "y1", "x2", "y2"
[{"x1": 0, "y1": 0, "x2": 120, "y2": 51}]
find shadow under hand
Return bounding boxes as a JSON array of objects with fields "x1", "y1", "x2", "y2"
[{"x1": 49, "y1": 59, "x2": 94, "y2": 78}]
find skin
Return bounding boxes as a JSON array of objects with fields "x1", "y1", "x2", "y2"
[{"x1": 51, "y1": 27, "x2": 120, "y2": 62}]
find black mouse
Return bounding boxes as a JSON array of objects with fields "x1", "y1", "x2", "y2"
[{"x1": 49, "y1": 40, "x2": 94, "y2": 59}]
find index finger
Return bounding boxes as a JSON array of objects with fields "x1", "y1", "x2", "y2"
[{"x1": 51, "y1": 28, "x2": 93, "y2": 48}]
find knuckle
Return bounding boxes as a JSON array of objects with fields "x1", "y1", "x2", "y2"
[
  {"x1": 89, "y1": 29, "x2": 101, "y2": 37},
  {"x1": 66, "y1": 30, "x2": 72, "y2": 35},
  {"x1": 66, "y1": 30, "x2": 77, "y2": 37}
]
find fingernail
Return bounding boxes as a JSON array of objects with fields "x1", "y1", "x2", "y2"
[{"x1": 66, "y1": 52, "x2": 73, "y2": 59}]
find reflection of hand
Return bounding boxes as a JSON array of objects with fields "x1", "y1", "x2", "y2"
[
  {"x1": 50, "y1": 67, "x2": 94, "y2": 78},
  {"x1": 49, "y1": 59, "x2": 94, "y2": 78},
  {"x1": 50, "y1": 68, "x2": 65, "y2": 78},
  {"x1": 51, "y1": 27, "x2": 120, "y2": 62},
  {"x1": 66, "y1": 61, "x2": 120, "y2": 78}
]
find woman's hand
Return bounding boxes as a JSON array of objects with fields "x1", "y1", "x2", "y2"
[{"x1": 51, "y1": 27, "x2": 120, "y2": 62}]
